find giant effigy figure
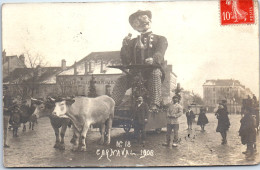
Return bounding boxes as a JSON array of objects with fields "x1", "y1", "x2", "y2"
[{"x1": 111, "y1": 10, "x2": 168, "y2": 110}]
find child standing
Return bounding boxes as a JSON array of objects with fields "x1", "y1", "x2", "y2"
[
  {"x1": 186, "y1": 106, "x2": 195, "y2": 130},
  {"x1": 197, "y1": 107, "x2": 208, "y2": 131}
]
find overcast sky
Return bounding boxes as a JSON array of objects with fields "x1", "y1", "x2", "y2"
[{"x1": 2, "y1": 1, "x2": 259, "y2": 97}]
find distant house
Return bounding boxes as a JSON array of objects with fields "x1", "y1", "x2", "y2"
[
  {"x1": 203, "y1": 79, "x2": 254, "y2": 113},
  {"x1": 2, "y1": 50, "x2": 26, "y2": 79},
  {"x1": 57, "y1": 51, "x2": 177, "y2": 103},
  {"x1": 3, "y1": 61, "x2": 67, "y2": 98},
  {"x1": 56, "y1": 51, "x2": 123, "y2": 97}
]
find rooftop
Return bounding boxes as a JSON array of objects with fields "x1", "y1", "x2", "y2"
[
  {"x1": 4, "y1": 67, "x2": 62, "y2": 84},
  {"x1": 203, "y1": 79, "x2": 245, "y2": 88}
]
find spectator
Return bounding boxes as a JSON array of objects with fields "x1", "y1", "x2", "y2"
[
  {"x1": 239, "y1": 106, "x2": 257, "y2": 155},
  {"x1": 162, "y1": 95, "x2": 183, "y2": 147},
  {"x1": 133, "y1": 96, "x2": 149, "y2": 144},
  {"x1": 215, "y1": 102, "x2": 230, "y2": 145},
  {"x1": 186, "y1": 106, "x2": 195, "y2": 130},
  {"x1": 3, "y1": 85, "x2": 12, "y2": 147},
  {"x1": 197, "y1": 107, "x2": 208, "y2": 131}
]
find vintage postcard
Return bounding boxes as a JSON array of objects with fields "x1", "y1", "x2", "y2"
[{"x1": 2, "y1": 0, "x2": 260, "y2": 167}]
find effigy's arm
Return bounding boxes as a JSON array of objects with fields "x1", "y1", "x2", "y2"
[{"x1": 152, "y1": 36, "x2": 168, "y2": 66}]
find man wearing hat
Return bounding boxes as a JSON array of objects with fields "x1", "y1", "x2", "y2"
[
  {"x1": 162, "y1": 95, "x2": 183, "y2": 147},
  {"x1": 111, "y1": 10, "x2": 168, "y2": 110},
  {"x1": 3, "y1": 85, "x2": 12, "y2": 148},
  {"x1": 215, "y1": 101, "x2": 230, "y2": 145},
  {"x1": 132, "y1": 96, "x2": 149, "y2": 144}
]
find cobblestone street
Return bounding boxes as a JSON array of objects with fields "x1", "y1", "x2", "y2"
[{"x1": 3, "y1": 114, "x2": 260, "y2": 167}]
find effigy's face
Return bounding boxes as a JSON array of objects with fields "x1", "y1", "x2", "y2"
[{"x1": 132, "y1": 15, "x2": 151, "y2": 33}]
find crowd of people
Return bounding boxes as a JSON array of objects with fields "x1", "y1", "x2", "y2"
[{"x1": 131, "y1": 93, "x2": 258, "y2": 157}]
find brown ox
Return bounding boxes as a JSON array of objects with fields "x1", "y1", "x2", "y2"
[{"x1": 52, "y1": 95, "x2": 115, "y2": 151}]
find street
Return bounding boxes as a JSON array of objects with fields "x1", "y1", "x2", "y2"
[{"x1": 3, "y1": 114, "x2": 260, "y2": 167}]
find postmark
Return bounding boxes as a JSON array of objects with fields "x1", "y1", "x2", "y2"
[{"x1": 220, "y1": 0, "x2": 255, "y2": 25}]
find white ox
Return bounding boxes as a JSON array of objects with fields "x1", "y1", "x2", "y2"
[{"x1": 52, "y1": 95, "x2": 115, "y2": 151}]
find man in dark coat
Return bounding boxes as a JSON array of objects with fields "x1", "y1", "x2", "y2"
[
  {"x1": 111, "y1": 10, "x2": 168, "y2": 110},
  {"x1": 133, "y1": 96, "x2": 149, "y2": 144},
  {"x1": 186, "y1": 106, "x2": 195, "y2": 130},
  {"x1": 215, "y1": 102, "x2": 230, "y2": 145},
  {"x1": 239, "y1": 109, "x2": 257, "y2": 156},
  {"x1": 3, "y1": 85, "x2": 12, "y2": 147}
]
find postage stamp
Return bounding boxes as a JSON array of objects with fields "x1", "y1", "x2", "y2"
[{"x1": 220, "y1": 0, "x2": 255, "y2": 25}]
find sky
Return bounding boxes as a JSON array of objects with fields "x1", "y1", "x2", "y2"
[{"x1": 2, "y1": 1, "x2": 259, "y2": 97}]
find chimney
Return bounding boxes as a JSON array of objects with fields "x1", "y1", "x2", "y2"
[
  {"x1": 100, "y1": 60, "x2": 104, "y2": 73},
  {"x1": 7, "y1": 57, "x2": 10, "y2": 75},
  {"x1": 74, "y1": 61, "x2": 77, "y2": 75},
  {"x1": 19, "y1": 54, "x2": 25, "y2": 64},
  {"x1": 164, "y1": 60, "x2": 167, "y2": 66},
  {"x1": 2, "y1": 50, "x2": 6, "y2": 63},
  {"x1": 61, "y1": 59, "x2": 66, "y2": 70},
  {"x1": 84, "y1": 61, "x2": 88, "y2": 75}
]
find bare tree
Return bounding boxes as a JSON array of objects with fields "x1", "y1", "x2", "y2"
[
  {"x1": 192, "y1": 93, "x2": 204, "y2": 105},
  {"x1": 12, "y1": 50, "x2": 48, "y2": 98}
]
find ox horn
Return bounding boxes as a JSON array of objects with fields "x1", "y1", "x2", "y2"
[{"x1": 49, "y1": 97, "x2": 56, "y2": 102}]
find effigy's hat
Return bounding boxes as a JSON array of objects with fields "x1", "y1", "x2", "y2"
[{"x1": 129, "y1": 10, "x2": 152, "y2": 27}]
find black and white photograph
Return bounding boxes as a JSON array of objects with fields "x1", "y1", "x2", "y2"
[{"x1": 1, "y1": 0, "x2": 260, "y2": 167}]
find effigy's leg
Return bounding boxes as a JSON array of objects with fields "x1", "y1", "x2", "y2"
[
  {"x1": 111, "y1": 75, "x2": 131, "y2": 106},
  {"x1": 147, "y1": 69, "x2": 162, "y2": 108}
]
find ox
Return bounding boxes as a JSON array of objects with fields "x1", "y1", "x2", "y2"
[
  {"x1": 52, "y1": 95, "x2": 115, "y2": 151},
  {"x1": 32, "y1": 97, "x2": 72, "y2": 150}
]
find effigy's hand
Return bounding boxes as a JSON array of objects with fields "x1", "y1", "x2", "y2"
[
  {"x1": 145, "y1": 58, "x2": 153, "y2": 65},
  {"x1": 122, "y1": 33, "x2": 132, "y2": 46}
]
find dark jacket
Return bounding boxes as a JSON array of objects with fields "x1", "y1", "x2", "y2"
[
  {"x1": 239, "y1": 114, "x2": 256, "y2": 145},
  {"x1": 3, "y1": 94, "x2": 13, "y2": 116},
  {"x1": 186, "y1": 109, "x2": 195, "y2": 121},
  {"x1": 133, "y1": 102, "x2": 149, "y2": 125},
  {"x1": 216, "y1": 108, "x2": 230, "y2": 132}
]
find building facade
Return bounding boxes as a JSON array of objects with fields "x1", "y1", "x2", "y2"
[
  {"x1": 2, "y1": 50, "x2": 26, "y2": 79},
  {"x1": 4, "y1": 51, "x2": 177, "y2": 104},
  {"x1": 56, "y1": 51, "x2": 177, "y2": 104},
  {"x1": 203, "y1": 79, "x2": 254, "y2": 113}
]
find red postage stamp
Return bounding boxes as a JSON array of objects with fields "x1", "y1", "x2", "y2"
[{"x1": 220, "y1": 0, "x2": 255, "y2": 25}]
